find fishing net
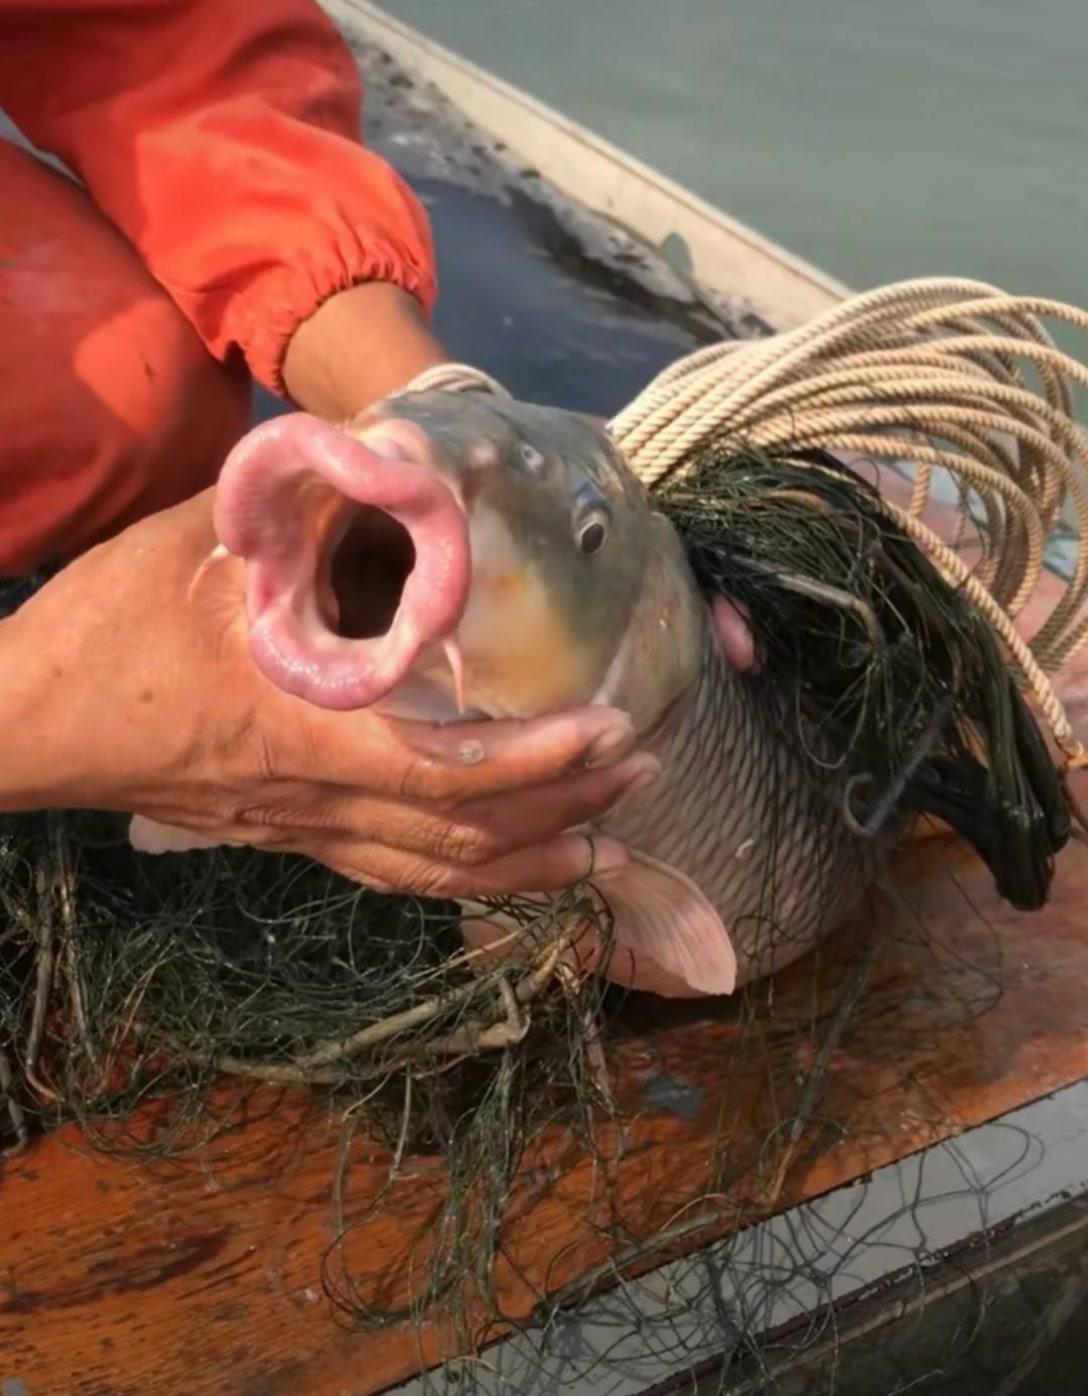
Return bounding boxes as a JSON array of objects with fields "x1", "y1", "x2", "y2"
[
  {"x1": 612, "y1": 278, "x2": 1088, "y2": 760},
  {"x1": 3, "y1": 277, "x2": 1088, "y2": 1388}
]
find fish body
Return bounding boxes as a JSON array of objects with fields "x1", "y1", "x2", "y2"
[
  {"x1": 131, "y1": 391, "x2": 890, "y2": 996},
  {"x1": 592, "y1": 625, "x2": 874, "y2": 992}
]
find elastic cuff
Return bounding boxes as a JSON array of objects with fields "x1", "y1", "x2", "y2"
[{"x1": 237, "y1": 242, "x2": 438, "y2": 397}]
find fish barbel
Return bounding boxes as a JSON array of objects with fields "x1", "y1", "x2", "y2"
[{"x1": 132, "y1": 391, "x2": 903, "y2": 996}]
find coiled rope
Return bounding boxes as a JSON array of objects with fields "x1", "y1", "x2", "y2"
[{"x1": 407, "y1": 277, "x2": 1088, "y2": 764}]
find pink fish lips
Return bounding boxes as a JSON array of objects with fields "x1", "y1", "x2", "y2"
[{"x1": 213, "y1": 412, "x2": 472, "y2": 711}]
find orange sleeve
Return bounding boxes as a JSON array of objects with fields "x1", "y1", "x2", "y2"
[{"x1": 0, "y1": 0, "x2": 438, "y2": 393}]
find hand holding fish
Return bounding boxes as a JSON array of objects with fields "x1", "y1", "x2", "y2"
[{"x1": 0, "y1": 486, "x2": 657, "y2": 899}]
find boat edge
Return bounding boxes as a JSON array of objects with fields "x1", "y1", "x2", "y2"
[{"x1": 322, "y1": 0, "x2": 851, "y2": 332}]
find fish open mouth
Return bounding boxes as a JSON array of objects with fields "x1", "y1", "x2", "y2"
[
  {"x1": 325, "y1": 505, "x2": 418, "y2": 640},
  {"x1": 213, "y1": 412, "x2": 471, "y2": 711}
]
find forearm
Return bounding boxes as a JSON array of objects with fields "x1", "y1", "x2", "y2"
[{"x1": 282, "y1": 282, "x2": 450, "y2": 421}]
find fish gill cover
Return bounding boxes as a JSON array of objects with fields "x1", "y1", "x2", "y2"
[{"x1": 3, "y1": 280, "x2": 1088, "y2": 1391}]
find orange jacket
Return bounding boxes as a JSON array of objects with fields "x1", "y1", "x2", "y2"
[{"x1": 0, "y1": 0, "x2": 438, "y2": 394}]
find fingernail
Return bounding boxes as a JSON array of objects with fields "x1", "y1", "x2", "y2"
[
  {"x1": 620, "y1": 759, "x2": 664, "y2": 792},
  {"x1": 584, "y1": 715, "x2": 636, "y2": 769},
  {"x1": 607, "y1": 756, "x2": 662, "y2": 817},
  {"x1": 589, "y1": 837, "x2": 628, "y2": 873},
  {"x1": 457, "y1": 738, "x2": 486, "y2": 766}
]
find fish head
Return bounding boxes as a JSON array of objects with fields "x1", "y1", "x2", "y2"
[{"x1": 213, "y1": 389, "x2": 703, "y2": 725}]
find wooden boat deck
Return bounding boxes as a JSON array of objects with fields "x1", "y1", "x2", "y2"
[
  {"x1": 3, "y1": 9, "x2": 1088, "y2": 1396},
  {"x1": 4, "y1": 827, "x2": 1088, "y2": 1395}
]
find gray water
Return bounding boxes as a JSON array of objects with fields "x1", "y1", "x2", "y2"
[{"x1": 380, "y1": 0, "x2": 1088, "y2": 308}]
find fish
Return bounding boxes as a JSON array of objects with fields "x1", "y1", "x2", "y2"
[
  {"x1": 127, "y1": 388, "x2": 1062, "y2": 997},
  {"x1": 131, "y1": 389, "x2": 875, "y2": 997}
]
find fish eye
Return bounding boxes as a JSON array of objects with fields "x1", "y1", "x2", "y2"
[
  {"x1": 578, "y1": 513, "x2": 608, "y2": 555},
  {"x1": 519, "y1": 442, "x2": 546, "y2": 474}
]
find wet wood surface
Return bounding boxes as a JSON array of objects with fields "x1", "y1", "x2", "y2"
[{"x1": 3, "y1": 801, "x2": 1088, "y2": 1396}]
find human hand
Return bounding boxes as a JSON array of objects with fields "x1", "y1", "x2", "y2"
[{"x1": 0, "y1": 489, "x2": 658, "y2": 898}]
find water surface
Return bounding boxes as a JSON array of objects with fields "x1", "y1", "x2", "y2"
[{"x1": 381, "y1": 0, "x2": 1088, "y2": 307}]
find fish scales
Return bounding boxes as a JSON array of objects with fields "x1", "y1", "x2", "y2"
[{"x1": 600, "y1": 626, "x2": 876, "y2": 988}]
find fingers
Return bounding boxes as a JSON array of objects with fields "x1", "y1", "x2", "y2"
[
  {"x1": 450, "y1": 751, "x2": 660, "y2": 856},
  {"x1": 362, "y1": 705, "x2": 641, "y2": 804},
  {"x1": 314, "y1": 750, "x2": 661, "y2": 869},
  {"x1": 709, "y1": 594, "x2": 757, "y2": 673},
  {"x1": 315, "y1": 829, "x2": 628, "y2": 900}
]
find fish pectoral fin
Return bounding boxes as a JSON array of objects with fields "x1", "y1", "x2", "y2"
[
  {"x1": 128, "y1": 815, "x2": 228, "y2": 855},
  {"x1": 456, "y1": 855, "x2": 736, "y2": 999},
  {"x1": 592, "y1": 853, "x2": 737, "y2": 998}
]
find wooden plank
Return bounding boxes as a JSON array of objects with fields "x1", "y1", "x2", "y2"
[{"x1": 4, "y1": 798, "x2": 1088, "y2": 1396}]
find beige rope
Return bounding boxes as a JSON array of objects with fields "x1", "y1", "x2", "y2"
[{"x1": 406, "y1": 277, "x2": 1088, "y2": 763}]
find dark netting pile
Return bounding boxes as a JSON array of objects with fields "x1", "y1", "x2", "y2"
[{"x1": 0, "y1": 803, "x2": 610, "y2": 1134}]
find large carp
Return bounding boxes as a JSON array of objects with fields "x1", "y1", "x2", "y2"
[{"x1": 132, "y1": 388, "x2": 1068, "y2": 996}]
